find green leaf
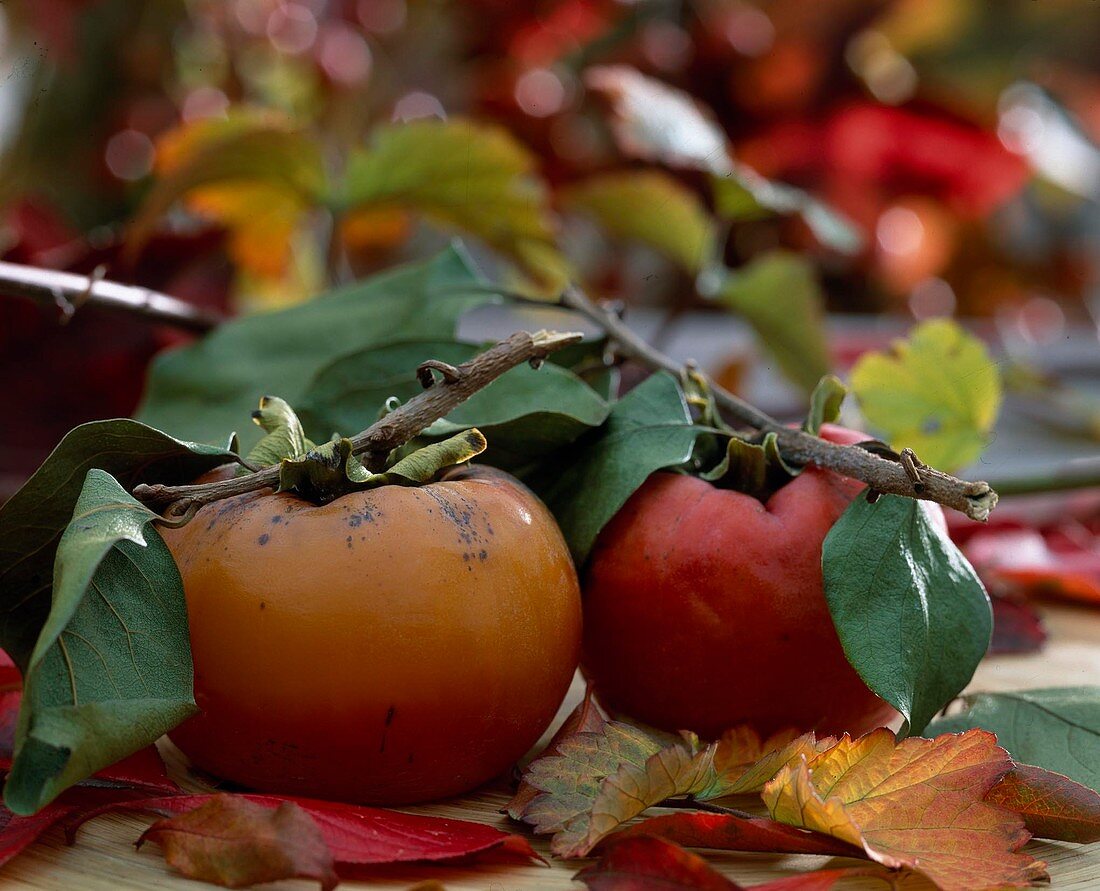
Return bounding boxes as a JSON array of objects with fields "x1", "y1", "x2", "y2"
[
  {"x1": 137, "y1": 247, "x2": 495, "y2": 452},
  {"x1": 343, "y1": 120, "x2": 566, "y2": 287},
  {"x1": 5, "y1": 470, "x2": 196, "y2": 814},
  {"x1": 562, "y1": 172, "x2": 714, "y2": 274},
  {"x1": 822, "y1": 494, "x2": 992, "y2": 736},
  {"x1": 585, "y1": 65, "x2": 861, "y2": 253},
  {"x1": 277, "y1": 431, "x2": 487, "y2": 503},
  {"x1": 0, "y1": 421, "x2": 237, "y2": 672},
  {"x1": 804, "y1": 375, "x2": 848, "y2": 434},
  {"x1": 538, "y1": 372, "x2": 701, "y2": 564},
  {"x1": 711, "y1": 166, "x2": 862, "y2": 254},
  {"x1": 849, "y1": 319, "x2": 1003, "y2": 472},
  {"x1": 715, "y1": 251, "x2": 831, "y2": 393},
  {"x1": 245, "y1": 396, "x2": 314, "y2": 468},
  {"x1": 300, "y1": 339, "x2": 609, "y2": 469},
  {"x1": 926, "y1": 688, "x2": 1100, "y2": 792}
]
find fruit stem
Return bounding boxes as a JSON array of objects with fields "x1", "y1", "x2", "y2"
[
  {"x1": 556, "y1": 284, "x2": 1000, "y2": 521},
  {"x1": 133, "y1": 329, "x2": 583, "y2": 521}
]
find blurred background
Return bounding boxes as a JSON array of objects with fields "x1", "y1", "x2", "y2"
[{"x1": 2, "y1": 0, "x2": 1099, "y2": 497}]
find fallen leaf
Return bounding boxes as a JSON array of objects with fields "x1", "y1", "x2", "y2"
[
  {"x1": 963, "y1": 524, "x2": 1100, "y2": 608},
  {"x1": 698, "y1": 727, "x2": 833, "y2": 797},
  {"x1": 849, "y1": 319, "x2": 1002, "y2": 472},
  {"x1": 608, "y1": 811, "x2": 859, "y2": 858},
  {"x1": 575, "y1": 834, "x2": 742, "y2": 890},
  {"x1": 763, "y1": 729, "x2": 1047, "y2": 891},
  {"x1": 578, "y1": 834, "x2": 913, "y2": 891},
  {"x1": 925, "y1": 687, "x2": 1100, "y2": 792},
  {"x1": 517, "y1": 713, "x2": 834, "y2": 857},
  {"x1": 67, "y1": 793, "x2": 541, "y2": 867},
  {"x1": 989, "y1": 595, "x2": 1047, "y2": 655},
  {"x1": 0, "y1": 802, "x2": 77, "y2": 868},
  {"x1": 987, "y1": 764, "x2": 1100, "y2": 843},
  {"x1": 137, "y1": 795, "x2": 338, "y2": 890},
  {"x1": 507, "y1": 684, "x2": 607, "y2": 820}
]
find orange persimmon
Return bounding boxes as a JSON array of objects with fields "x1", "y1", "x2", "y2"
[{"x1": 164, "y1": 465, "x2": 582, "y2": 804}]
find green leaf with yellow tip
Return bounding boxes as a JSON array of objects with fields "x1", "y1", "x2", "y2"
[{"x1": 244, "y1": 396, "x2": 314, "y2": 468}]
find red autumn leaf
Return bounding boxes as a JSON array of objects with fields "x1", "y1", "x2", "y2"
[
  {"x1": 577, "y1": 834, "x2": 915, "y2": 891},
  {"x1": 989, "y1": 595, "x2": 1048, "y2": 655},
  {"x1": 0, "y1": 802, "x2": 78, "y2": 869},
  {"x1": 506, "y1": 683, "x2": 607, "y2": 820},
  {"x1": 987, "y1": 764, "x2": 1100, "y2": 844},
  {"x1": 607, "y1": 810, "x2": 861, "y2": 858},
  {"x1": 964, "y1": 524, "x2": 1100, "y2": 607},
  {"x1": 67, "y1": 792, "x2": 541, "y2": 867},
  {"x1": 575, "y1": 834, "x2": 743, "y2": 891},
  {"x1": 763, "y1": 729, "x2": 1048, "y2": 891},
  {"x1": 137, "y1": 795, "x2": 338, "y2": 890}
]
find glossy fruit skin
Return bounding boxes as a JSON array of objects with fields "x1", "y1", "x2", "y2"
[
  {"x1": 164, "y1": 465, "x2": 581, "y2": 804},
  {"x1": 581, "y1": 425, "x2": 901, "y2": 739}
]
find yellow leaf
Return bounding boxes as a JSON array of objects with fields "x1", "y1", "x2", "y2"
[
  {"x1": 129, "y1": 111, "x2": 325, "y2": 280},
  {"x1": 343, "y1": 119, "x2": 566, "y2": 289},
  {"x1": 850, "y1": 319, "x2": 1002, "y2": 471},
  {"x1": 763, "y1": 728, "x2": 1048, "y2": 891}
]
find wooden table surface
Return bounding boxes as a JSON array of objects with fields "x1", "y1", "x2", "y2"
[{"x1": 4, "y1": 603, "x2": 1099, "y2": 890}]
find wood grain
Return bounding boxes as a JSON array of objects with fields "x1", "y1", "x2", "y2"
[{"x1": 4, "y1": 603, "x2": 1098, "y2": 889}]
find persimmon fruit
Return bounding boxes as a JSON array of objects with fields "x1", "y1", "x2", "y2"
[
  {"x1": 164, "y1": 465, "x2": 582, "y2": 804},
  {"x1": 581, "y1": 425, "x2": 901, "y2": 739}
]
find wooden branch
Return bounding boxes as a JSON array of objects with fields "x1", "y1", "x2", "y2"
[
  {"x1": 0, "y1": 261, "x2": 223, "y2": 333},
  {"x1": 559, "y1": 285, "x2": 999, "y2": 521},
  {"x1": 133, "y1": 329, "x2": 583, "y2": 519}
]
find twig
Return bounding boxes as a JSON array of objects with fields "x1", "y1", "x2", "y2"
[
  {"x1": 559, "y1": 285, "x2": 999, "y2": 521},
  {"x1": 0, "y1": 261, "x2": 223, "y2": 333},
  {"x1": 133, "y1": 329, "x2": 583, "y2": 520}
]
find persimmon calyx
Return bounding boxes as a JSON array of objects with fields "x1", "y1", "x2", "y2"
[{"x1": 277, "y1": 429, "x2": 487, "y2": 504}]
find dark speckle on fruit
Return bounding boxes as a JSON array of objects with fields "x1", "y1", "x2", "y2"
[{"x1": 258, "y1": 533, "x2": 269, "y2": 546}]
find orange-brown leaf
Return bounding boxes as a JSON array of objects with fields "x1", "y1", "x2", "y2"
[
  {"x1": 517, "y1": 717, "x2": 837, "y2": 858},
  {"x1": 987, "y1": 763, "x2": 1100, "y2": 843},
  {"x1": 137, "y1": 794, "x2": 337, "y2": 890},
  {"x1": 763, "y1": 729, "x2": 1048, "y2": 891},
  {"x1": 701, "y1": 727, "x2": 834, "y2": 797}
]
